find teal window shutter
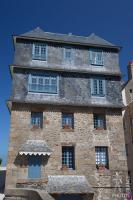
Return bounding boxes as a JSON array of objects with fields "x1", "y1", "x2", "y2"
[{"x1": 91, "y1": 77, "x2": 106, "y2": 97}]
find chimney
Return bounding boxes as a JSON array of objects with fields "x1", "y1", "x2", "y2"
[{"x1": 127, "y1": 61, "x2": 133, "y2": 80}]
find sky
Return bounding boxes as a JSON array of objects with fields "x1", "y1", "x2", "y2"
[{"x1": 0, "y1": 0, "x2": 133, "y2": 166}]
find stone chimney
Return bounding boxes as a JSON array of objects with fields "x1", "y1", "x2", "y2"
[{"x1": 128, "y1": 61, "x2": 133, "y2": 80}]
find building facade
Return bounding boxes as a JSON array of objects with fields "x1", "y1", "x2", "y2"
[
  {"x1": 122, "y1": 61, "x2": 133, "y2": 195},
  {"x1": 5, "y1": 28, "x2": 129, "y2": 200}
]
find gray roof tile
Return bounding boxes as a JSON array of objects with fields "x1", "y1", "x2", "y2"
[
  {"x1": 19, "y1": 27, "x2": 117, "y2": 48},
  {"x1": 47, "y1": 175, "x2": 94, "y2": 194}
]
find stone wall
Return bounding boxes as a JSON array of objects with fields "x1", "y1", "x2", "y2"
[{"x1": 5, "y1": 103, "x2": 129, "y2": 200}]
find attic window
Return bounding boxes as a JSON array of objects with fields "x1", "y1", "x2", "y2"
[
  {"x1": 89, "y1": 49, "x2": 103, "y2": 66},
  {"x1": 64, "y1": 47, "x2": 73, "y2": 62},
  {"x1": 32, "y1": 43, "x2": 47, "y2": 61}
]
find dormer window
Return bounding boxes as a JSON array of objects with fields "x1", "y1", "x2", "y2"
[
  {"x1": 89, "y1": 49, "x2": 103, "y2": 66},
  {"x1": 32, "y1": 43, "x2": 47, "y2": 61}
]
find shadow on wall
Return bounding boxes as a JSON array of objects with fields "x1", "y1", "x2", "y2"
[{"x1": 0, "y1": 168, "x2": 6, "y2": 193}]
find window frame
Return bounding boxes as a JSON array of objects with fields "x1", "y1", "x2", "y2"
[
  {"x1": 95, "y1": 146, "x2": 109, "y2": 169},
  {"x1": 28, "y1": 155, "x2": 42, "y2": 179},
  {"x1": 28, "y1": 73, "x2": 59, "y2": 94},
  {"x1": 62, "y1": 146, "x2": 75, "y2": 170},
  {"x1": 32, "y1": 43, "x2": 47, "y2": 61},
  {"x1": 89, "y1": 49, "x2": 104, "y2": 66},
  {"x1": 62, "y1": 113, "x2": 74, "y2": 130},
  {"x1": 64, "y1": 47, "x2": 73, "y2": 63},
  {"x1": 93, "y1": 113, "x2": 106, "y2": 130},
  {"x1": 31, "y1": 112, "x2": 43, "y2": 129},
  {"x1": 91, "y1": 77, "x2": 106, "y2": 97}
]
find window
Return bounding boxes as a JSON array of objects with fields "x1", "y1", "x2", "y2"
[
  {"x1": 32, "y1": 43, "x2": 47, "y2": 60},
  {"x1": 28, "y1": 155, "x2": 41, "y2": 179},
  {"x1": 28, "y1": 73, "x2": 58, "y2": 94},
  {"x1": 89, "y1": 49, "x2": 103, "y2": 66},
  {"x1": 93, "y1": 114, "x2": 106, "y2": 130},
  {"x1": 91, "y1": 78, "x2": 106, "y2": 97},
  {"x1": 62, "y1": 146, "x2": 75, "y2": 169},
  {"x1": 64, "y1": 47, "x2": 72, "y2": 62},
  {"x1": 95, "y1": 147, "x2": 109, "y2": 168},
  {"x1": 31, "y1": 112, "x2": 43, "y2": 128},
  {"x1": 129, "y1": 89, "x2": 132, "y2": 93},
  {"x1": 62, "y1": 113, "x2": 74, "y2": 129}
]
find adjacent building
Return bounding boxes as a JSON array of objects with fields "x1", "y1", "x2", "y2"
[
  {"x1": 5, "y1": 27, "x2": 129, "y2": 200},
  {"x1": 122, "y1": 61, "x2": 133, "y2": 195}
]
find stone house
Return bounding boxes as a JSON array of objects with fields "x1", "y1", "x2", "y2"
[
  {"x1": 122, "y1": 61, "x2": 133, "y2": 195},
  {"x1": 5, "y1": 27, "x2": 129, "y2": 200}
]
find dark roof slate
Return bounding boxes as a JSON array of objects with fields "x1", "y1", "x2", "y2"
[{"x1": 19, "y1": 27, "x2": 118, "y2": 48}]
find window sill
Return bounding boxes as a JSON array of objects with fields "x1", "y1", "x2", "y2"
[
  {"x1": 91, "y1": 64, "x2": 104, "y2": 67},
  {"x1": 32, "y1": 58, "x2": 47, "y2": 62},
  {"x1": 61, "y1": 167, "x2": 75, "y2": 171},
  {"x1": 91, "y1": 95, "x2": 106, "y2": 98},
  {"x1": 93, "y1": 129, "x2": 107, "y2": 133},
  {"x1": 62, "y1": 128, "x2": 74, "y2": 132},
  {"x1": 31, "y1": 126, "x2": 42, "y2": 131},
  {"x1": 28, "y1": 91, "x2": 58, "y2": 95},
  {"x1": 94, "y1": 128, "x2": 106, "y2": 131}
]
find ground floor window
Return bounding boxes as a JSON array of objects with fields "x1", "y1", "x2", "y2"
[
  {"x1": 95, "y1": 146, "x2": 109, "y2": 168},
  {"x1": 62, "y1": 146, "x2": 75, "y2": 169}
]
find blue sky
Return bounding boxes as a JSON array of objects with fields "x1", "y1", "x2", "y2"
[{"x1": 0, "y1": 0, "x2": 133, "y2": 166}]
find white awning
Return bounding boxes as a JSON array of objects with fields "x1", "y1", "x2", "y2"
[{"x1": 18, "y1": 140, "x2": 52, "y2": 156}]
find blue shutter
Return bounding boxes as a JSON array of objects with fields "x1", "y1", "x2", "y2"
[
  {"x1": 91, "y1": 79, "x2": 94, "y2": 95},
  {"x1": 89, "y1": 50, "x2": 93, "y2": 64},
  {"x1": 28, "y1": 156, "x2": 41, "y2": 179}
]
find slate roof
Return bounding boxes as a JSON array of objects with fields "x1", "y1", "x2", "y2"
[
  {"x1": 18, "y1": 140, "x2": 52, "y2": 156},
  {"x1": 47, "y1": 175, "x2": 94, "y2": 194},
  {"x1": 14, "y1": 27, "x2": 120, "y2": 49}
]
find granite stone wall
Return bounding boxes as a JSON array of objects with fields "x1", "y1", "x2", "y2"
[{"x1": 5, "y1": 104, "x2": 129, "y2": 200}]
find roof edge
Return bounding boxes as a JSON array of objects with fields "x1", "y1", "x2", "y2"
[{"x1": 13, "y1": 35, "x2": 121, "y2": 51}]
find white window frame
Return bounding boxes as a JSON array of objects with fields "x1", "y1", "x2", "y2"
[
  {"x1": 89, "y1": 49, "x2": 104, "y2": 66},
  {"x1": 32, "y1": 43, "x2": 47, "y2": 61}
]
